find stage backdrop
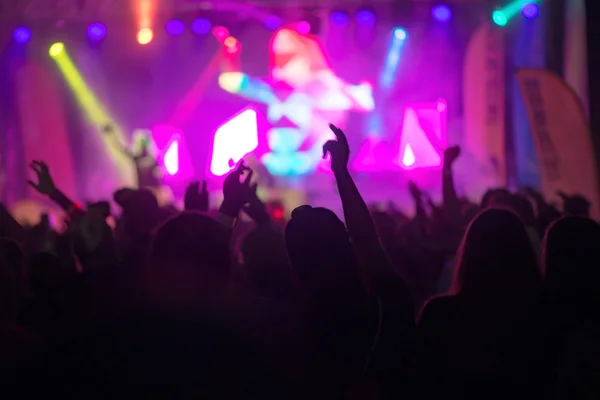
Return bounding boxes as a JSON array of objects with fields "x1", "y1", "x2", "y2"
[
  {"x1": 462, "y1": 22, "x2": 506, "y2": 194},
  {"x1": 517, "y1": 68, "x2": 600, "y2": 219}
]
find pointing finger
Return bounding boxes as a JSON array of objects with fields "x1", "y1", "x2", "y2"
[{"x1": 323, "y1": 140, "x2": 336, "y2": 159}]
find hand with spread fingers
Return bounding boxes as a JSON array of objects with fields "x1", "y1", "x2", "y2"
[
  {"x1": 220, "y1": 160, "x2": 255, "y2": 218},
  {"x1": 323, "y1": 123, "x2": 350, "y2": 176},
  {"x1": 185, "y1": 180, "x2": 210, "y2": 212},
  {"x1": 28, "y1": 160, "x2": 56, "y2": 196}
]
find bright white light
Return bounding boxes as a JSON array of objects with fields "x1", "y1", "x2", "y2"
[
  {"x1": 210, "y1": 109, "x2": 259, "y2": 176},
  {"x1": 394, "y1": 28, "x2": 407, "y2": 40},
  {"x1": 164, "y1": 140, "x2": 179, "y2": 175}
]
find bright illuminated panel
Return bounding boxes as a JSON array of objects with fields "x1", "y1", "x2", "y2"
[
  {"x1": 164, "y1": 139, "x2": 179, "y2": 175},
  {"x1": 216, "y1": 26, "x2": 374, "y2": 176},
  {"x1": 395, "y1": 100, "x2": 448, "y2": 170},
  {"x1": 210, "y1": 109, "x2": 259, "y2": 176}
]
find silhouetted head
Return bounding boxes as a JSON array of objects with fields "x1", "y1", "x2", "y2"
[
  {"x1": 511, "y1": 194, "x2": 536, "y2": 227},
  {"x1": 120, "y1": 188, "x2": 161, "y2": 235},
  {"x1": 0, "y1": 239, "x2": 25, "y2": 322},
  {"x1": 452, "y1": 208, "x2": 541, "y2": 300},
  {"x1": 148, "y1": 212, "x2": 231, "y2": 310},
  {"x1": 543, "y1": 217, "x2": 600, "y2": 317},
  {"x1": 285, "y1": 205, "x2": 361, "y2": 295},
  {"x1": 27, "y1": 252, "x2": 65, "y2": 298},
  {"x1": 560, "y1": 194, "x2": 591, "y2": 217},
  {"x1": 241, "y1": 226, "x2": 295, "y2": 300},
  {"x1": 480, "y1": 188, "x2": 513, "y2": 210}
]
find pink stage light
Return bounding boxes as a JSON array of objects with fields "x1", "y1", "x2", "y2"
[
  {"x1": 151, "y1": 125, "x2": 195, "y2": 181},
  {"x1": 224, "y1": 36, "x2": 241, "y2": 54},
  {"x1": 213, "y1": 26, "x2": 229, "y2": 42},
  {"x1": 164, "y1": 140, "x2": 179, "y2": 175},
  {"x1": 437, "y1": 99, "x2": 447, "y2": 112},
  {"x1": 395, "y1": 105, "x2": 446, "y2": 170},
  {"x1": 351, "y1": 137, "x2": 394, "y2": 172},
  {"x1": 210, "y1": 108, "x2": 259, "y2": 176},
  {"x1": 296, "y1": 21, "x2": 310, "y2": 35}
]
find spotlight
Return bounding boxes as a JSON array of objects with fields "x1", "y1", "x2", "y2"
[
  {"x1": 191, "y1": 18, "x2": 212, "y2": 35},
  {"x1": 87, "y1": 23, "x2": 107, "y2": 41},
  {"x1": 165, "y1": 19, "x2": 185, "y2": 36},
  {"x1": 264, "y1": 15, "x2": 282, "y2": 31},
  {"x1": 137, "y1": 28, "x2": 154, "y2": 45},
  {"x1": 393, "y1": 28, "x2": 407, "y2": 40},
  {"x1": 330, "y1": 11, "x2": 350, "y2": 26},
  {"x1": 212, "y1": 26, "x2": 229, "y2": 42},
  {"x1": 432, "y1": 4, "x2": 452, "y2": 22},
  {"x1": 296, "y1": 21, "x2": 310, "y2": 35},
  {"x1": 224, "y1": 36, "x2": 237, "y2": 48},
  {"x1": 492, "y1": 10, "x2": 508, "y2": 26},
  {"x1": 224, "y1": 36, "x2": 240, "y2": 54},
  {"x1": 49, "y1": 42, "x2": 65, "y2": 57},
  {"x1": 13, "y1": 27, "x2": 32, "y2": 44},
  {"x1": 355, "y1": 9, "x2": 376, "y2": 26},
  {"x1": 522, "y1": 3, "x2": 540, "y2": 19}
]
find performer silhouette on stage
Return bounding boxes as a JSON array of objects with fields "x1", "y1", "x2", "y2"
[{"x1": 102, "y1": 125, "x2": 162, "y2": 189}]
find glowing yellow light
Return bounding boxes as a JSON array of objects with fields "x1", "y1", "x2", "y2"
[
  {"x1": 137, "y1": 28, "x2": 154, "y2": 44},
  {"x1": 50, "y1": 46, "x2": 135, "y2": 186},
  {"x1": 224, "y1": 36, "x2": 237, "y2": 48},
  {"x1": 218, "y1": 72, "x2": 245, "y2": 93},
  {"x1": 49, "y1": 42, "x2": 65, "y2": 57}
]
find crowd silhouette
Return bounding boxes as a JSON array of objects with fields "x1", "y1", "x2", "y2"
[{"x1": 0, "y1": 123, "x2": 598, "y2": 399}]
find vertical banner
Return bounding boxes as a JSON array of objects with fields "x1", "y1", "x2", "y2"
[
  {"x1": 564, "y1": 0, "x2": 588, "y2": 114},
  {"x1": 14, "y1": 62, "x2": 77, "y2": 199},
  {"x1": 516, "y1": 68, "x2": 600, "y2": 218},
  {"x1": 511, "y1": 14, "x2": 546, "y2": 189},
  {"x1": 462, "y1": 23, "x2": 506, "y2": 190}
]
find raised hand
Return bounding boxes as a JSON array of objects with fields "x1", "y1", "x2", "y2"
[
  {"x1": 28, "y1": 160, "x2": 56, "y2": 196},
  {"x1": 243, "y1": 184, "x2": 270, "y2": 224},
  {"x1": 443, "y1": 146, "x2": 461, "y2": 168},
  {"x1": 185, "y1": 180, "x2": 210, "y2": 212},
  {"x1": 408, "y1": 180, "x2": 422, "y2": 200},
  {"x1": 323, "y1": 123, "x2": 350, "y2": 175},
  {"x1": 220, "y1": 161, "x2": 254, "y2": 217}
]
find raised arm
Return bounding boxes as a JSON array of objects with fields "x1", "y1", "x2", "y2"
[
  {"x1": 323, "y1": 124, "x2": 394, "y2": 278},
  {"x1": 216, "y1": 161, "x2": 254, "y2": 230},
  {"x1": 28, "y1": 160, "x2": 77, "y2": 212},
  {"x1": 442, "y1": 146, "x2": 461, "y2": 217},
  {"x1": 102, "y1": 124, "x2": 134, "y2": 159}
]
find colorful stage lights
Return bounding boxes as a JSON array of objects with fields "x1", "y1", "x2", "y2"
[
  {"x1": 355, "y1": 9, "x2": 376, "y2": 26},
  {"x1": 264, "y1": 15, "x2": 282, "y2": 31},
  {"x1": 137, "y1": 28, "x2": 154, "y2": 44},
  {"x1": 432, "y1": 4, "x2": 452, "y2": 22},
  {"x1": 13, "y1": 26, "x2": 31, "y2": 44},
  {"x1": 191, "y1": 18, "x2": 212, "y2": 35},
  {"x1": 393, "y1": 28, "x2": 407, "y2": 40},
  {"x1": 212, "y1": 26, "x2": 229, "y2": 42},
  {"x1": 330, "y1": 11, "x2": 350, "y2": 26},
  {"x1": 522, "y1": 3, "x2": 540, "y2": 19},
  {"x1": 87, "y1": 23, "x2": 107, "y2": 41},
  {"x1": 49, "y1": 42, "x2": 65, "y2": 57},
  {"x1": 492, "y1": 10, "x2": 508, "y2": 26},
  {"x1": 296, "y1": 21, "x2": 310, "y2": 35},
  {"x1": 224, "y1": 36, "x2": 240, "y2": 54},
  {"x1": 165, "y1": 19, "x2": 185, "y2": 36}
]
